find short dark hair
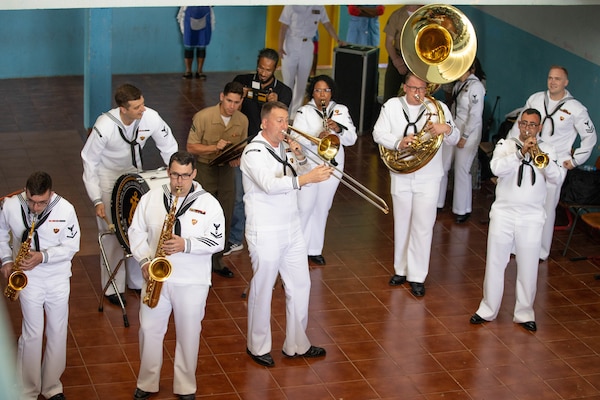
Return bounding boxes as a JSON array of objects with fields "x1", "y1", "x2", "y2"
[
  {"x1": 306, "y1": 74, "x2": 337, "y2": 100},
  {"x1": 115, "y1": 84, "x2": 143, "y2": 108},
  {"x1": 26, "y1": 171, "x2": 52, "y2": 196},
  {"x1": 169, "y1": 151, "x2": 196, "y2": 171},
  {"x1": 260, "y1": 101, "x2": 288, "y2": 120},
  {"x1": 223, "y1": 81, "x2": 244, "y2": 97},
  {"x1": 257, "y1": 48, "x2": 279, "y2": 67},
  {"x1": 522, "y1": 108, "x2": 542, "y2": 122}
]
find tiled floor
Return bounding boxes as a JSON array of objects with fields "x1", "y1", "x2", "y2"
[{"x1": 1, "y1": 73, "x2": 600, "y2": 400}]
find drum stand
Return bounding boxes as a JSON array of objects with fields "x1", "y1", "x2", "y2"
[{"x1": 98, "y1": 231, "x2": 131, "y2": 327}]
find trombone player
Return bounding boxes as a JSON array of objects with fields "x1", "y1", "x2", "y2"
[
  {"x1": 373, "y1": 73, "x2": 459, "y2": 297},
  {"x1": 128, "y1": 152, "x2": 225, "y2": 400},
  {"x1": 471, "y1": 108, "x2": 561, "y2": 332}
]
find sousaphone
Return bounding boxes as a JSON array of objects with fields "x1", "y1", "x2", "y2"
[{"x1": 379, "y1": 4, "x2": 477, "y2": 174}]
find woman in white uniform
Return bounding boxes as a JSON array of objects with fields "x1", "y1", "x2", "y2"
[{"x1": 293, "y1": 75, "x2": 357, "y2": 265}]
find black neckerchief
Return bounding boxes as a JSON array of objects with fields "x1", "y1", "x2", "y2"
[
  {"x1": 162, "y1": 184, "x2": 201, "y2": 236},
  {"x1": 255, "y1": 140, "x2": 297, "y2": 177},
  {"x1": 17, "y1": 193, "x2": 60, "y2": 251},
  {"x1": 512, "y1": 139, "x2": 536, "y2": 187},
  {"x1": 400, "y1": 97, "x2": 427, "y2": 136},
  {"x1": 451, "y1": 77, "x2": 477, "y2": 114},
  {"x1": 104, "y1": 112, "x2": 143, "y2": 168},
  {"x1": 542, "y1": 92, "x2": 573, "y2": 136}
]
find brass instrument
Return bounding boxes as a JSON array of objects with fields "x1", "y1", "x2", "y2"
[
  {"x1": 529, "y1": 143, "x2": 549, "y2": 169},
  {"x1": 378, "y1": 4, "x2": 477, "y2": 174},
  {"x1": 284, "y1": 127, "x2": 389, "y2": 214},
  {"x1": 288, "y1": 125, "x2": 340, "y2": 163},
  {"x1": 4, "y1": 215, "x2": 36, "y2": 301},
  {"x1": 321, "y1": 100, "x2": 328, "y2": 131},
  {"x1": 143, "y1": 187, "x2": 180, "y2": 308},
  {"x1": 379, "y1": 94, "x2": 446, "y2": 174}
]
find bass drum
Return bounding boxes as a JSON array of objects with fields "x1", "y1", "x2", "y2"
[{"x1": 111, "y1": 168, "x2": 169, "y2": 253}]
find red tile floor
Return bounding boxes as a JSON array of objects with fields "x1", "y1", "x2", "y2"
[{"x1": 0, "y1": 73, "x2": 599, "y2": 399}]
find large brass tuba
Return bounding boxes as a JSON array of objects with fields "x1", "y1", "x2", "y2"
[
  {"x1": 143, "y1": 187, "x2": 180, "y2": 308},
  {"x1": 4, "y1": 215, "x2": 36, "y2": 301},
  {"x1": 379, "y1": 4, "x2": 477, "y2": 174}
]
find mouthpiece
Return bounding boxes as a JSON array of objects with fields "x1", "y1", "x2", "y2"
[{"x1": 414, "y1": 94, "x2": 421, "y2": 101}]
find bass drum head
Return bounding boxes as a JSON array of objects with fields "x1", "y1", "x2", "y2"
[{"x1": 111, "y1": 169, "x2": 169, "y2": 253}]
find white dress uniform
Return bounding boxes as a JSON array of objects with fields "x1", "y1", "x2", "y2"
[
  {"x1": 438, "y1": 74, "x2": 485, "y2": 215},
  {"x1": 293, "y1": 99, "x2": 357, "y2": 256},
  {"x1": 128, "y1": 181, "x2": 224, "y2": 396},
  {"x1": 373, "y1": 96, "x2": 459, "y2": 283},
  {"x1": 475, "y1": 138, "x2": 561, "y2": 323},
  {"x1": 508, "y1": 90, "x2": 597, "y2": 259},
  {"x1": 279, "y1": 5, "x2": 331, "y2": 118},
  {"x1": 81, "y1": 107, "x2": 178, "y2": 295},
  {"x1": 241, "y1": 132, "x2": 315, "y2": 357},
  {"x1": 0, "y1": 192, "x2": 80, "y2": 400}
]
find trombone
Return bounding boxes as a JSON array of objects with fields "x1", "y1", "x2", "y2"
[{"x1": 286, "y1": 125, "x2": 390, "y2": 214}]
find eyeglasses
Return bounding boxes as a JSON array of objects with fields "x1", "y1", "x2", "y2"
[
  {"x1": 313, "y1": 88, "x2": 332, "y2": 93},
  {"x1": 26, "y1": 198, "x2": 49, "y2": 207},
  {"x1": 404, "y1": 85, "x2": 427, "y2": 92},
  {"x1": 518, "y1": 121, "x2": 539, "y2": 128},
  {"x1": 169, "y1": 172, "x2": 193, "y2": 180}
]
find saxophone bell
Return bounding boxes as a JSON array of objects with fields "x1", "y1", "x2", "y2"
[{"x1": 4, "y1": 214, "x2": 36, "y2": 301}]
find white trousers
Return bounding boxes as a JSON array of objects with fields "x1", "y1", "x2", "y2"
[
  {"x1": 137, "y1": 282, "x2": 209, "y2": 396},
  {"x1": 540, "y1": 178, "x2": 564, "y2": 260},
  {"x1": 246, "y1": 224, "x2": 312, "y2": 356},
  {"x1": 281, "y1": 36, "x2": 314, "y2": 119},
  {"x1": 391, "y1": 175, "x2": 440, "y2": 283},
  {"x1": 17, "y1": 277, "x2": 70, "y2": 400},
  {"x1": 298, "y1": 163, "x2": 342, "y2": 255},
  {"x1": 98, "y1": 173, "x2": 143, "y2": 295},
  {"x1": 437, "y1": 139, "x2": 479, "y2": 214},
  {"x1": 476, "y1": 213, "x2": 543, "y2": 322}
]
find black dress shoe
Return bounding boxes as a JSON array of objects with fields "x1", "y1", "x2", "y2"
[
  {"x1": 133, "y1": 388, "x2": 156, "y2": 400},
  {"x1": 469, "y1": 313, "x2": 487, "y2": 324},
  {"x1": 409, "y1": 282, "x2": 425, "y2": 297},
  {"x1": 106, "y1": 293, "x2": 126, "y2": 306},
  {"x1": 283, "y1": 345, "x2": 327, "y2": 358},
  {"x1": 308, "y1": 255, "x2": 326, "y2": 265},
  {"x1": 178, "y1": 395, "x2": 196, "y2": 400},
  {"x1": 520, "y1": 321, "x2": 537, "y2": 332},
  {"x1": 47, "y1": 394, "x2": 66, "y2": 400},
  {"x1": 455, "y1": 213, "x2": 471, "y2": 223},
  {"x1": 389, "y1": 275, "x2": 406, "y2": 286},
  {"x1": 214, "y1": 266, "x2": 234, "y2": 278},
  {"x1": 246, "y1": 348, "x2": 275, "y2": 367}
]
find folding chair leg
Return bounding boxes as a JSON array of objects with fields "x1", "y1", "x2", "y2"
[{"x1": 97, "y1": 231, "x2": 130, "y2": 327}]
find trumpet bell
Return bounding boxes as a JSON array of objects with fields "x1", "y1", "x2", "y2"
[{"x1": 401, "y1": 4, "x2": 477, "y2": 84}]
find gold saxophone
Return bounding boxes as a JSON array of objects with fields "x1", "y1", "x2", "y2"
[
  {"x1": 143, "y1": 187, "x2": 181, "y2": 308},
  {"x1": 4, "y1": 215, "x2": 36, "y2": 301}
]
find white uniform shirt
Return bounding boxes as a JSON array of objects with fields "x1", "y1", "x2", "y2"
[
  {"x1": 0, "y1": 193, "x2": 80, "y2": 281},
  {"x1": 510, "y1": 90, "x2": 597, "y2": 166},
  {"x1": 293, "y1": 99, "x2": 357, "y2": 168},
  {"x1": 491, "y1": 138, "x2": 562, "y2": 219},
  {"x1": 128, "y1": 181, "x2": 225, "y2": 286},
  {"x1": 241, "y1": 132, "x2": 311, "y2": 232},
  {"x1": 452, "y1": 74, "x2": 485, "y2": 140},
  {"x1": 279, "y1": 5, "x2": 330, "y2": 40},
  {"x1": 81, "y1": 107, "x2": 178, "y2": 205},
  {"x1": 373, "y1": 96, "x2": 460, "y2": 178}
]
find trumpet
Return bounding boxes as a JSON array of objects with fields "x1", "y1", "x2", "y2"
[
  {"x1": 284, "y1": 126, "x2": 389, "y2": 214},
  {"x1": 529, "y1": 144, "x2": 549, "y2": 169}
]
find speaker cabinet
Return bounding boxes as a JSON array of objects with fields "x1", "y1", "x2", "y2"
[{"x1": 333, "y1": 45, "x2": 379, "y2": 134}]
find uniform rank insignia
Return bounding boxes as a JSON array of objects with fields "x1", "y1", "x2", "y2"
[{"x1": 67, "y1": 225, "x2": 77, "y2": 238}]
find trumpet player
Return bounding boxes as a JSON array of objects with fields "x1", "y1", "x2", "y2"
[
  {"x1": 293, "y1": 75, "x2": 357, "y2": 265},
  {"x1": 0, "y1": 171, "x2": 80, "y2": 400},
  {"x1": 128, "y1": 152, "x2": 225, "y2": 400},
  {"x1": 373, "y1": 73, "x2": 458, "y2": 297},
  {"x1": 471, "y1": 108, "x2": 561, "y2": 332}
]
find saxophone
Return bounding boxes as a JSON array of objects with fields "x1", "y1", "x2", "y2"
[
  {"x1": 4, "y1": 215, "x2": 36, "y2": 301},
  {"x1": 142, "y1": 187, "x2": 181, "y2": 308}
]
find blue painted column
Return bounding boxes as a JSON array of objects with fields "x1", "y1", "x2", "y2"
[{"x1": 84, "y1": 8, "x2": 112, "y2": 130}]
